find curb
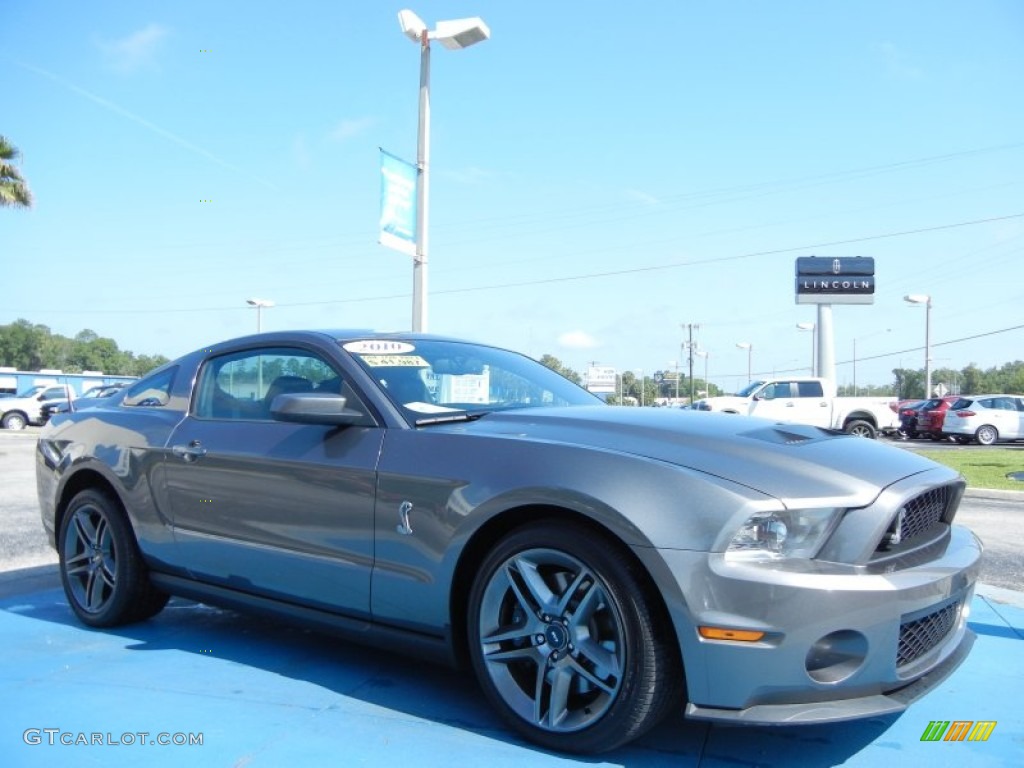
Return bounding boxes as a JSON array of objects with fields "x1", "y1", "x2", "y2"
[{"x1": 963, "y1": 487, "x2": 1024, "y2": 501}]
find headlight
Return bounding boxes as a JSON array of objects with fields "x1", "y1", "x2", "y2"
[{"x1": 725, "y1": 508, "x2": 842, "y2": 561}]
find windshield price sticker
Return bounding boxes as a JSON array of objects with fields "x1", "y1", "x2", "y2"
[
  {"x1": 343, "y1": 341, "x2": 416, "y2": 355},
  {"x1": 360, "y1": 355, "x2": 429, "y2": 368}
]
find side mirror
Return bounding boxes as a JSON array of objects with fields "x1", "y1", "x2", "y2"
[{"x1": 270, "y1": 392, "x2": 368, "y2": 426}]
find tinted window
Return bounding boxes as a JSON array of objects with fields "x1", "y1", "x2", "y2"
[
  {"x1": 193, "y1": 348, "x2": 343, "y2": 420},
  {"x1": 123, "y1": 366, "x2": 177, "y2": 407},
  {"x1": 796, "y1": 381, "x2": 824, "y2": 397}
]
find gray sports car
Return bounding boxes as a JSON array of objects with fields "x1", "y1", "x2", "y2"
[{"x1": 36, "y1": 331, "x2": 982, "y2": 753}]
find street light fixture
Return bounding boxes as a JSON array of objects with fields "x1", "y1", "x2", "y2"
[
  {"x1": 904, "y1": 294, "x2": 932, "y2": 398},
  {"x1": 796, "y1": 322, "x2": 815, "y2": 376},
  {"x1": 397, "y1": 9, "x2": 490, "y2": 333},
  {"x1": 246, "y1": 298, "x2": 275, "y2": 333},
  {"x1": 736, "y1": 342, "x2": 752, "y2": 383}
]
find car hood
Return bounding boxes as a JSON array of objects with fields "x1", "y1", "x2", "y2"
[{"x1": 443, "y1": 406, "x2": 945, "y2": 506}]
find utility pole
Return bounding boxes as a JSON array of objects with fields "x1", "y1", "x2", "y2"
[{"x1": 681, "y1": 323, "x2": 700, "y2": 404}]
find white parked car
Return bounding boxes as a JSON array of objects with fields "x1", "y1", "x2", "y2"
[{"x1": 942, "y1": 394, "x2": 1024, "y2": 445}]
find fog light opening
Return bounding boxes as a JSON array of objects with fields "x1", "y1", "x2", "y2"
[{"x1": 806, "y1": 630, "x2": 868, "y2": 684}]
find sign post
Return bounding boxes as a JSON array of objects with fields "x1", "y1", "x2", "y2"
[{"x1": 794, "y1": 257, "x2": 876, "y2": 386}]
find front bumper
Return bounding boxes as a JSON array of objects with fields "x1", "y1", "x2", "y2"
[{"x1": 644, "y1": 524, "x2": 982, "y2": 724}]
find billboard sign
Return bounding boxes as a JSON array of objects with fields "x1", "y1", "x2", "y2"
[
  {"x1": 795, "y1": 256, "x2": 875, "y2": 305},
  {"x1": 587, "y1": 366, "x2": 617, "y2": 394}
]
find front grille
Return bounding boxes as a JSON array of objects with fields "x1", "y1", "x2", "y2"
[
  {"x1": 897, "y1": 599, "x2": 961, "y2": 668},
  {"x1": 876, "y1": 485, "x2": 952, "y2": 553}
]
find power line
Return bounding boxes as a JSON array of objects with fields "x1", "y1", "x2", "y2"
[{"x1": 16, "y1": 211, "x2": 1023, "y2": 315}]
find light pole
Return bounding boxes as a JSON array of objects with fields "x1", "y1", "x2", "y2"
[
  {"x1": 633, "y1": 369, "x2": 645, "y2": 407},
  {"x1": 246, "y1": 298, "x2": 274, "y2": 333},
  {"x1": 904, "y1": 294, "x2": 932, "y2": 398},
  {"x1": 736, "y1": 342, "x2": 752, "y2": 383},
  {"x1": 796, "y1": 322, "x2": 815, "y2": 376},
  {"x1": 398, "y1": 9, "x2": 490, "y2": 333}
]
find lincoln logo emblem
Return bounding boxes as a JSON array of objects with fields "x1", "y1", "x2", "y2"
[{"x1": 832, "y1": 258, "x2": 841, "y2": 274}]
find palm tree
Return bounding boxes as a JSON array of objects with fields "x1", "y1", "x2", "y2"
[{"x1": 1, "y1": 135, "x2": 34, "y2": 207}]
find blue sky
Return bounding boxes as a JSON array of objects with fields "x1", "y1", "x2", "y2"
[{"x1": 4, "y1": 1, "x2": 1023, "y2": 391}]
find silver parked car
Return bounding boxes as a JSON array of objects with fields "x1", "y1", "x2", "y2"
[
  {"x1": 36, "y1": 331, "x2": 982, "y2": 753},
  {"x1": 942, "y1": 394, "x2": 1024, "y2": 445}
]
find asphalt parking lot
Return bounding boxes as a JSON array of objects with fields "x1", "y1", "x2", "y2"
[{"x1": 1, "y1": 429, "x2": 1022, "y2": 766}]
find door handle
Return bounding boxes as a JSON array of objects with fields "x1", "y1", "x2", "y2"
[{"x1": 171, "y1": 440, "x2": 207, "y2": 462}]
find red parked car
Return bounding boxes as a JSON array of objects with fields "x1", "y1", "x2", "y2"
[{"x1": 917, "y1": 395, "x2": 962, "y2": 440}]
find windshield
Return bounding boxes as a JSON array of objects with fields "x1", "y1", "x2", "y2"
[
  {"x1": 735, "y1": 381, "x2": 767, "y2": 397},
  {"x1": 343, "y1": 339, "x2": 601, "y2": 417},
  {"x1": 15, "y1": 385, "x2": 44, "y2": 399}
]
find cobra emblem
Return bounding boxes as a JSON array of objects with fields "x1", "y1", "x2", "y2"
[{"x1": 397, "y1": 501, "x2": 414, "y2": 535}]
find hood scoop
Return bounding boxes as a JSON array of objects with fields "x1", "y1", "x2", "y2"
[{"x1": 741, "y1": 425, "x2": 833, "y2": 445}]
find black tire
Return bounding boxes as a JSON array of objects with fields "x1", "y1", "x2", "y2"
[
  {"x1": 2, "y1": 411, "x2": 27, "y2": 430},
  {"x1": 844, "y1": 419, "x2": 876, "y2": 439},
  {"x1": 467, "y1": 520, "x2": 682, "y2": 754},
  {"x1": 975, "y1": 425, "x2": 998, "y2": 446},
  {"x1": 58, "y1": 489, "x2": 169, "y2": 627}
]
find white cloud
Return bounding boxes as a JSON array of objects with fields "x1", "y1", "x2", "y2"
[
  {"x1": 329, "y1": 117, "x2": 375, "y2": 142},
  {"x1": 99, "y1": 24, "x2": 170, "y2": 73},
  {"x1": 558, "y1": 330, "x2": 599, "y2": 350}
]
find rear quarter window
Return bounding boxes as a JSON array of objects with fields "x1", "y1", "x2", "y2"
[{"x1": 123, "y1": 366, "x2": 177, "y2": 407}]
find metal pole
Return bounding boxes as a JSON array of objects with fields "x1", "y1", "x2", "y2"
[
  {"x1": 925, "y1": 299, "x2": 932, "y2": 397},
  {"x1": 256, "y1": 306, "x2": 262, "y2": 333},
  {"x1": 852, "y1": 337, "x2": 856, "y2": 396},
  {"x1": 817, "y1": 303, "x2": 836, "y2": 389},
  {"x1": 412, "y1": 31, "x2": 431, "y2": 332}
]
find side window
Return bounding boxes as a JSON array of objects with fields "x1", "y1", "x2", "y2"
[
  {"x1": 193, "y1": 348, "x2": 342, "y2": 421},
  {"x1": 796, "y1": 381, "x2": 824, "y2": 397},
  {"x1": 768, "y1": 382, "x2": 793, "y2": 399},
  {"x1": 123, "y1": 367, "x2": 177, "y2": 407},
  {"x1": 978, "y1": 398, "x2": 995, "y2": 409}
]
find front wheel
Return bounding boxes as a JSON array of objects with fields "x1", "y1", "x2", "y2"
[
  {"x1": 975, "y1": 425, "x2": 999, "y2": 446},
  {"x1": 58, "y1": 489, "x2": 169, "y2": 627},
  {"x1": 467, "y1": 521, "x2": 681, "y2": 754},
  {"x1": 844, "y1": 419, "x2": 876, "y2": 439},
  {"x1": 2, "y1": 411, "x2": 27, "y2": 430}
]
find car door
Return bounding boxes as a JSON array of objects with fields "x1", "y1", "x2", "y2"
[
  {"x1": 752, "y1": 381, "x2": 830, "y2": 427},
  {"x1": 162, "y1": 345, "x2": 382, "y2": 617}
]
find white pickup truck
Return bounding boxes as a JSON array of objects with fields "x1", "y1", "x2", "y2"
[{"x1": 693, "y1": 377, "x2": 898, "y2": 438}]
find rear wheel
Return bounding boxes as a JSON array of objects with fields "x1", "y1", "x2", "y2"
[
  {"x1": 975, "y1": 425, "x2": 999, "y2": 446},
  {"x1": 467, "y1": 520, "x2": 681, "y2": 754},
  {"x1": 844, "y1": 419, "x2": 876, "y2": 439},
  {"x1": 58, "y1": 489, "x2": 169, "y2": 627}
]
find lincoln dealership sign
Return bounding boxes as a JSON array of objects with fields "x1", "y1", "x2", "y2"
[{"x1": 795, "y1": 256, "x2": 875, "y2": 305}]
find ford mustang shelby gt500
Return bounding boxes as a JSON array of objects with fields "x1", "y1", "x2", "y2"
[{"x1": 37, "y1": 331, "x2": 981, "y2": 753}]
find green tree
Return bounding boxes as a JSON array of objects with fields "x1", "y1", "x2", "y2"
[
  {"x1": 0, "y1": 136, "x2": 33, "y2": 207},
  {"x1": 538, "y1": 354, "x2": 582, "y2": 385}
]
